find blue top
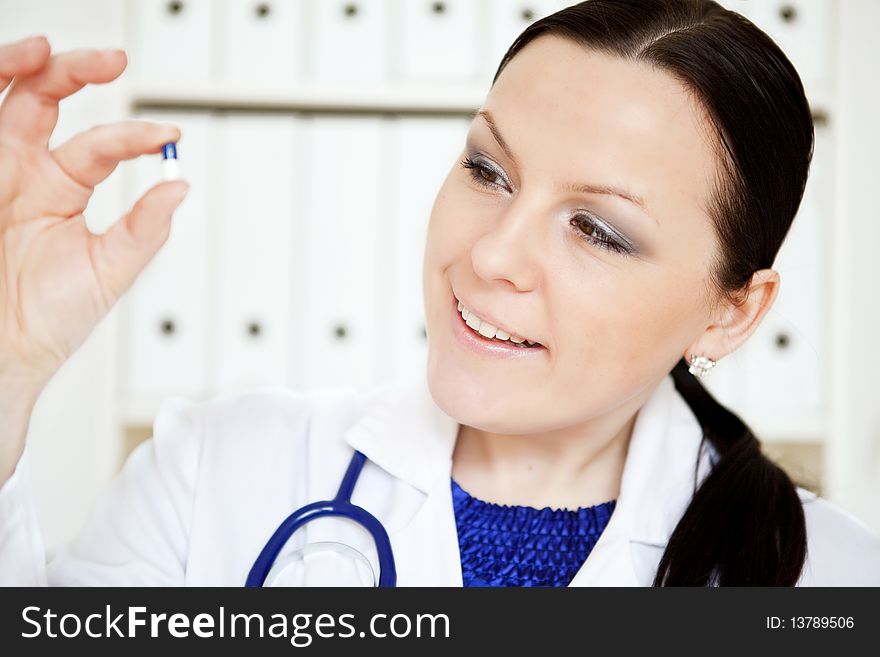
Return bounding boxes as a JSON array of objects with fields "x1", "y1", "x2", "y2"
[{"x1": 451, "y1": 478, "x2": 617, "y2": 587}]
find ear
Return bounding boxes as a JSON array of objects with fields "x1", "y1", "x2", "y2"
[{"x1": 683, "y1": 268, "x2": 780, "y2": 364}]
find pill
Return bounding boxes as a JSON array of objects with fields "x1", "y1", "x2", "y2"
[{"x1": 161, "y1": 142, "x2": 180, "y2": 181}]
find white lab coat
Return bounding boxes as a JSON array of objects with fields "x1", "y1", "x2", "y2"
[{"x1": 2, "y1": 370, "x2": 879, "y2": 586}]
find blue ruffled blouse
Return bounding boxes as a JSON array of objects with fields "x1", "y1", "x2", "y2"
[{"x1": 450, "y1": 477, "x2": 617, "y2": 587}]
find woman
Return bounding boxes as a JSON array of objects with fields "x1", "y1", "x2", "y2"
[{"x1": 1, "y1": 0, "x2": 878, "y2": 587}]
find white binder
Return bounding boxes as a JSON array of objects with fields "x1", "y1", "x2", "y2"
[
  {"x1": 122, "y1": 111, "x2": 214, "y2": 402},
  {"x1": 212, "y1": 114, "x2": 299, "y2": 395},
  {"x1": 298, "y1": 115, "x2": 386, "y2": 389},
  {"x1": 386, "y1": 116, "x2": 471, "y2": 383},
  {"x1": 128, "y1": 0, "x2": 214, "y2": 82},
  {"x1": 307, "y1": 0, "x2": 389, "y2": 83},
  {"x1": 730, "y1": 0, "x2": 833, "y2": 93},
  {"x1": 484, "y1": 0, "x2": 572, "y2": 81},
  {"x1": 395, "y1": 0, "x2": 479, "y2": 81},
  {"x1": 220, "y1": 0, "x2": 305, "y2": 84}
]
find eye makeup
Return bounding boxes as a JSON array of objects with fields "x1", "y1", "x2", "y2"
[{"x1": 458, "y1": 153, "x2": 638, "y2": 257}]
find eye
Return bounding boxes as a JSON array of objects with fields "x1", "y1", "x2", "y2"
[
  {"x1": 459, "y1": 155, "x2": 634, "y2": 257},
  {"x1": 460, "y1": 155, "x2": 508, "y2": 190},
  {"x1": 569, "y1": 213, "x2": 633, "y2": 256}
]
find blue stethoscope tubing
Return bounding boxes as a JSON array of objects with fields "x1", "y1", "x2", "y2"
[{"x1": 245, "y1": 449, "x2": 397, "y2": 587}]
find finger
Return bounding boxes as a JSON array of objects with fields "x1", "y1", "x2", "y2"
[
  {"x1": 96, "y1": 181, "x2": 190, "y2": 296},
  {"x1": 0, "y1": 35, "x2": 51, "y2": 94},
  {"x1": 0, "y1": 48, "x2": 126, "y2": 147},
  {"x1": 53, "y1": 120, "x2": 181, "y2": 188}
]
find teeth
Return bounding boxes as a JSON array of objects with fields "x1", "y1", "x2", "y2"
[
  {"x1": 456, "y1": 298, "x2": 539, "y2": 348},
  {"x1": 477, "y1": 322, "x2": 497, "y2": 339}
]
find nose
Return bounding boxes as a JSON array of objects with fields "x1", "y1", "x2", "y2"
[{"x1": 470, "y1": 197, "x2": 544, "y2": 292}]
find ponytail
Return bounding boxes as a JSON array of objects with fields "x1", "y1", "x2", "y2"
[{"x1": 652, "y1": 357, "x2": 809, "y2": 585}]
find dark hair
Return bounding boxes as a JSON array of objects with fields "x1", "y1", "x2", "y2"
[{"x1": 491, "y1": 0, "x2": 814, "y2": 585}]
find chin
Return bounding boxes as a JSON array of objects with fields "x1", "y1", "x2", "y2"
[{"x1": 426, "y1": 365, "x2": 527, "y2": 433}]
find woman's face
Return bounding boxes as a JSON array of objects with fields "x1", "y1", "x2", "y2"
[{"x1": 422, "y1": 35, "x2": 725, "y2": 434}]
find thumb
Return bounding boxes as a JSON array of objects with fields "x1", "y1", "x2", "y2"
[{"x1": 99, "y1": 180, "x2": 190, "y2": 292}]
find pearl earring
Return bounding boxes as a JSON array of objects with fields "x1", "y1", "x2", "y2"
[{"x1": 688, "y1": 354, "x2": 717, "y2": 378}]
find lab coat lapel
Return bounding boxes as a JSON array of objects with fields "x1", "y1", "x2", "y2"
[
  {"x1": 343, "y1": 372, "x2": 464, "y2": 585},
  {"x1": 568, "y1": 374, "x2": 717, "y2": 586},
  {"x1": 385, "y1": 471, "x2": 464, "y2": 585}
]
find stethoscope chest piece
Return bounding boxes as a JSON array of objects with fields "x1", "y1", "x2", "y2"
[
  {"x1": 263, "y1": 541, "x2": 377, "y2": 587},
  {"x1": 246, "y1": 449, "x2": 397, "y2": 587}
]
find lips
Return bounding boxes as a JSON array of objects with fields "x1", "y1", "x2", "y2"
[{"x1": 451, "y1": 289, "x2": 546, "y2": 350}]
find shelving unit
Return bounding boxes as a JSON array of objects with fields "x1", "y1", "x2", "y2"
[{"x1": 128, "y1": 81, "x2": 488, "y2": 114}]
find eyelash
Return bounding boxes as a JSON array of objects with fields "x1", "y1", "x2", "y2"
[{"x1": 459, "y1": 156, "x2": 632, "y2": 256}]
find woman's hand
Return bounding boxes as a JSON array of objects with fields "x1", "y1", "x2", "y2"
[{"x1": 0, "y1": 36, "x2": 189, "y2": 388}]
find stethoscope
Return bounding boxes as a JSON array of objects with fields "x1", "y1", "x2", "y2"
[{"x1": 245, "y1": 449, "x2": 397, "y2": 587}]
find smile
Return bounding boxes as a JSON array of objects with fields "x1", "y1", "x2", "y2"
[
  {"x1": 448, "y1": 289, "x2": 548, "y2": 360},
  {"x1": 456, "y1": 299, "x2": 543, "y2": 348}
]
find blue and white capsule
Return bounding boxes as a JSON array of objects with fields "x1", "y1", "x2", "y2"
[{"x1": 161, "y1": 142, "x2": 180, "y2": 181}]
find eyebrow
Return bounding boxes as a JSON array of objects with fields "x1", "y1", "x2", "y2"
[{"x1": 473, "y1": 109, "x2": 657, "y2": 224}]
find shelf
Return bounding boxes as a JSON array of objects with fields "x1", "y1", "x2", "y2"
[{"x1": 127, "y1": 80, "x2": 489, "y2": 115}]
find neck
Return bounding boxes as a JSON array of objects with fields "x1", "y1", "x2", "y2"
[{"x1": 451, "y1": 397, "x2": 645, "y2": 511}]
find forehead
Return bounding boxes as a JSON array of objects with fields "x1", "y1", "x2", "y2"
[{"x1": 482, "y1": 35, "x2": 720, "y2": 225}]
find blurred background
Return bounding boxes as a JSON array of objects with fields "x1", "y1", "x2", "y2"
[{"x1": 1, "y1": 0, "x2": 879, "y2": 550}]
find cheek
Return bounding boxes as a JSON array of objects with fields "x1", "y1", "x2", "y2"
[
  {"x1": 426, "y1": 179, "x2": 486, "y2": 255},
  {"x1": 554, "y1": 271, "x2": 703, "y2": 378},
  {"x1": 554, "y1": 194, "x2": 716, "y2": 353},
  {"x1": 424, "y1": 177, "x2": 476, "y2": 318},
  {"x1": 424, "y1": 177, "x2": 497, "y2": 301}
]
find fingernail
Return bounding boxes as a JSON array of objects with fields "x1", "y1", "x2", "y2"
[{"x1": 21, "y1": 35, "x2": 48, "y2": 46}]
